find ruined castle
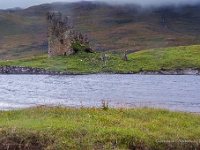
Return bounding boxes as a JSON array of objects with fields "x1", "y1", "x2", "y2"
[{"x1": 47, "y1": 11, "x2": 90, "y2": 57}]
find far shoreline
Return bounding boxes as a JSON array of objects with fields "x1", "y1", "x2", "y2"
[{"x1": 0, "y1": 66, "x2": 200, "y2": 75}]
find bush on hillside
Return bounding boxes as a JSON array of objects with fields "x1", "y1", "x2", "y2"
[{"x1": 71, "y1": 41, "x2": 94, "y2": 53}]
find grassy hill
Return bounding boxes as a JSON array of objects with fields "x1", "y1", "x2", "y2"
[
  {"x1": 0, "y1": 1, "x2": 200, "y2": 60},
  {"x1": 1, "y1": 45, "x2": 200, "y2": 73}
]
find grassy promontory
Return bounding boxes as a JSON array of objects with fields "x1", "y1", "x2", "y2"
[
  {"x1": 0, "y1": 107, "x2": 199, "y2": 149},
  {"x1": 0, "y1": 45, "x2": 200, "y2": 74}
]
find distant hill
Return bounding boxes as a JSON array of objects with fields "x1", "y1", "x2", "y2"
[{"x1": 0, "y1": 1, "x2": 200, "y2": 60}]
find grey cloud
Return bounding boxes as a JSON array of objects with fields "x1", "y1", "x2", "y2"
[
  {"x1": 96, "y1": 0, "x2": 200, "y2": 7},
  {"x1": 0, "y1": 0, "x2": 80, "y2": 9},
  {"x1": 0, "y1": 0, "x2": 200, "y2": 9}
]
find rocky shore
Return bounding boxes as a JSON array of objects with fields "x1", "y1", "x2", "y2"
[
  {"x1": 0, "y1": 66, "x2": 199, "y2": 75},
  {"x1": 0, "y1": 66, "x2": 81, "y2": 75},
  {"x1": 138, "y1": 69, "x2": 200, "y2": 75}
]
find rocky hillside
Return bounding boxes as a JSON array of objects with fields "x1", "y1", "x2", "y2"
[{"x1": 0, "y1": 1, "x2": 200, "y2": 60}]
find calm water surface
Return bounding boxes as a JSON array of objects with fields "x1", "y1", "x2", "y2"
[{"x1": 0, "y1": 74, "x2": 199, "y2": 113}]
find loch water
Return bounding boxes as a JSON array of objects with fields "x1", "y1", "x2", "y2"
[{"x1": 0, "y1": 74, "x2": 199, "y2": 113}]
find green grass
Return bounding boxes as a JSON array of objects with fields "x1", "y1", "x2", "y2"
[
  {"x1": 0, "y1": 45, "x2": 200, "y2": 73},
  {"x1": 0, "y1": 107, "x2": 199, "y2": 149}
]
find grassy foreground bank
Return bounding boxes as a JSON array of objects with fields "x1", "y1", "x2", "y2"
[
  {"x1": 0, "y1": 45, "x2": 200, "y2": 73},
  {"x1": 0, "y1": 107, "x2": 199, "y2": 150}
]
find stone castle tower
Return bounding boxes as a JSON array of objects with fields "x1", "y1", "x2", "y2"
[{"x1": 47, "y1": 11, "x2": 74, "y2": 57}]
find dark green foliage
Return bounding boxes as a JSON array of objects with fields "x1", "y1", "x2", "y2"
[{"x1": 71, "y1": 41, "x2": 94, "y2": 53}]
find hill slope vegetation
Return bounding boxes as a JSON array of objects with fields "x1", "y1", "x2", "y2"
[{"x1": 0, "y1": 1, "x2": 200, "y2": 60}]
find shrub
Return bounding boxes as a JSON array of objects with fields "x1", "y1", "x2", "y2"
[{"x1": 71, "y1": 41, "x2": 94, "y2": 53}]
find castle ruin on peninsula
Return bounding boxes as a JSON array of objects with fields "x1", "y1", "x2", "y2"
[{"x1": 47, "y1": 11, "x2": 91, "y2": 57}]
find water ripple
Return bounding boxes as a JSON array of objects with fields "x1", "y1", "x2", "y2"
[{"x1": 0, "y1": 74, "x2": 199, "y2": 113}]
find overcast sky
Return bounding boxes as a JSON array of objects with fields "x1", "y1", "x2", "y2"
[{"x1": 1, "y1": 0, "x2": 200, "y2": 9}]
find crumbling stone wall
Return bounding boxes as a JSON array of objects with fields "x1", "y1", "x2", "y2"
[
  {"x1": 47, "y1": 11, "x2": 92, "y2": 57},
  {"x1": 47, "y1": 11, "x2": 74, "y2": 57}
]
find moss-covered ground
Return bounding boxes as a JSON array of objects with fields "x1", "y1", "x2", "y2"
[
  {"x1": 0, "y1": 107, "x2": 199, "y2": 150},
  {"x1": 0, "y1": 45, "x2": 200, "y2": 73}
]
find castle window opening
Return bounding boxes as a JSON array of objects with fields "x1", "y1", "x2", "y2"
[{"x1": 60, "y1": 39, "x2": 64, "y2": 44}]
